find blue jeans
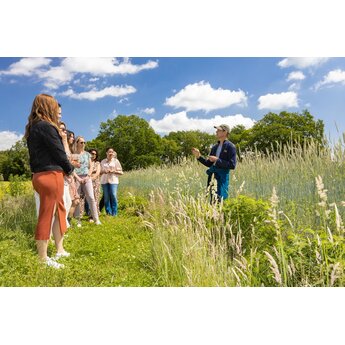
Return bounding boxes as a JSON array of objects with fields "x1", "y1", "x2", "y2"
[
  {"x1": 102, "y1": 183, "x2": 118, "y2": 216},
  {"x1": 206, "y1": 166, "x2": 230, "y2": 201}
]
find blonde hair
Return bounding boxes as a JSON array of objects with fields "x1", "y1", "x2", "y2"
[
  {"x1": 73, "y1": 136, "x2": 85, "y2": 153},
  {"x1": 24, "y1": 94, "x2": 60, "y2": 138}
]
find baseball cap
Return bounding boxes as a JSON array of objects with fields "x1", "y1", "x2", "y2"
[{"x1": 214, "y1": 124, "x2": 230, "y2": 133}]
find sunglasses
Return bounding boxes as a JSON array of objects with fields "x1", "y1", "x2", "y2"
[{"x1": 78, "y1": 141, "x2": 86, "y2": 144}]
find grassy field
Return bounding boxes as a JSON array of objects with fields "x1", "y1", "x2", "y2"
[
  {"x1": 121, "y1": 141, "x2": 345, "y2": 286},
  {"x1": 0, "y1": 191, "x2": 156, "y2": 287},
  {"x1": 1, "y1": 141, "x2": 345, "y2": 286}
]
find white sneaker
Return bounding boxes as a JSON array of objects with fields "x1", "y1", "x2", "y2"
[
  {"x1": 77, "y1": 221, "x2": 82, "y2": 228},
  {"x1": 45, "y1": 257, "x2": 64, "y2": 269},
  {"x1": 95, "y1": 220, "x2": 102, "y2": 225},
  {"x1": 55, "y1": 251, "x2": 70, "y2": 260}
]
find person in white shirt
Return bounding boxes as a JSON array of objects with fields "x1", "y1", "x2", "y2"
[{"x1": 100, "y1": 147, "x2": 123, "y2": 216}]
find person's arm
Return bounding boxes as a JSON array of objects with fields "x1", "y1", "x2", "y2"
[
  {"x1": 73, "y1": 170, "x2": 82, "y2": 182},
  {"x1": 100, "y1": 160, "x2": 108, "y2": 174},
  {"x1": 198, "y1": 156, "x2": 214, "y2": 167},
  {"x1": 92, "y1": 162, "x2": 101, "y2": 180},
  {"x1": 114, "y1": 159, "x2": 124, "y2": 175},
  {"x1": 192, "y1": 147, "x2": 213, "y2": 167},
  {"x1": 60, "y1": 130, "x2": 71, "y2": 155},
  {"x1": 40, "y1": 122, "x2": 74, "y2": 175},
  {"x1": 87, "y1": 157, "x2": 92, "y2": 177}
]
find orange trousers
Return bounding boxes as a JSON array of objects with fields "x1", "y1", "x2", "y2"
[{"x1": 32, "y1": 171, "x2": 67, "y2": 240}]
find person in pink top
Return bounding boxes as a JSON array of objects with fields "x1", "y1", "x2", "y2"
[{"x1": 100, "y1": 147, "x2": 123, "y2": 216}]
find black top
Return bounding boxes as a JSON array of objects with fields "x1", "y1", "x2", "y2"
[
  {"x1": 27, "y1": 120, "x2": 74, "y2": 175},
  {"x1": 198, "y1": 139, "x2": 236, "y2": 170}
]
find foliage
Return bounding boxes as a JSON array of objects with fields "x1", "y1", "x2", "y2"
[
  {"x1": 232, "y1": 110, "x2": 325, "y2": 153},
  {"x1": 0, "y1": 139, "x2": 31, "y2": 181},
  {"x1": 164, "y1": 130, "x2": 215, "y2": 158},
  {"x1": 222, "y1": 195, "x2": 276, "y2": 254},
  {"x1": 118, "y1": 192, "x2": 148, "y2": 216},
  {"x1": 8, "y1": 174, "x2": 31, "y2": 196},
  {"x1": 87, "y1": 115, "x2": 163, "y2": 170}
]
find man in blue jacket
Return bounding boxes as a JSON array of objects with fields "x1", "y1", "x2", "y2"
[{"x1": 192, "y1": 124, "x2": 236, "y2": 201}]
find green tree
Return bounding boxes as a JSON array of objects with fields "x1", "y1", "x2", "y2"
[
  {"x1": 246, "y1": 110, "x2": 325, "y2": 153},
  {"x1": 160, "y1": 138, "x2": 181, "y2": 163},
  {"x1": 0, "y1": 139, "x2": 31, "y2": 180},
  {"x1": 164, "y1": 130, "x2": 215, "y2": 158},
  {"x1": 87, "y1": 115, "x2": 163, "y2": 170}
]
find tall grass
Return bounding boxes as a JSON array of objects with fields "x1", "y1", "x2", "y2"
[{"x1": 120, "y1": 140, "x2": 345, "y2": 286}]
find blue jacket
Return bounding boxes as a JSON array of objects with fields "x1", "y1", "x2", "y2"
[{"x1": 197, "y1": 140, "x2": 236, "y2": 171}]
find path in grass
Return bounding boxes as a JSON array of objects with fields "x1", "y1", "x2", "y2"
[{"x1": 0, "y1": 214, "x2": 157, "y2": 287}]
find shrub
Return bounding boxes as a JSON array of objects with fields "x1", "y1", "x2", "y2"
[
  {"x1": 222, "y1": 195, "x2": 276, "y2": 254},
  {"x1": 118, "y1": 193, "x2": 148, "y2": 216},
  {"x1": 8, "y1": 175, "x2": 31, "y2": 197}
]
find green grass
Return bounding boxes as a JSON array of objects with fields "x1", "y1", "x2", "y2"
[
  {"x1": 3, "y1": 140, "x2": 345, "y2": 286},
  {"x1": 0, "y1": 198, "x2": 156, "y2": 286}
]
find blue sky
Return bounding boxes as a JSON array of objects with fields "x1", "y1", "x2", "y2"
[{"x1": 1, "y1": 57, "x2": 345, "y2": 150}]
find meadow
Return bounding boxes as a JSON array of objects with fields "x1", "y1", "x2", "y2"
[{"x1": 1, "y1": 140, "x2": 345, "y2": 286}]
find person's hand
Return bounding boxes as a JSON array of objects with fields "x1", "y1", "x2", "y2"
[
  {"x1": 191, "y1": 148, "x2": 201, "y2": 158},
  {"x1": 71, "y1": 160, "x2": 80, "y2": 168},
  {"x1": 60, "y1": 130, "x2": 67, "y2": 141},
  {"x1": 208, "y1": 155, "x2": 218, "y2": 163},
  {"x1": 83, "y1": 176, "x2": 90, "y2": 183}
]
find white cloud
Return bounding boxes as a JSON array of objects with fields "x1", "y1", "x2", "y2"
[
  {"x1": 165, "y1": 81, "x2": 248, "y2": 112},
  {"x1": 60, "y1": 85, "x2": 136, "y2": 101},
  {"x1": 118, "y1": 97, "x2": 129, "y2": 104},
  {"x1": 142, "y1": 107, "x2": 155, "y2": 114},
  {"x1": 0, "y1": 131, "x2": 23, "y2": 150},
  {"x1": 61, "y1": 57, "x2": 158, "y2": 75},
  {"x1": 89, "y1": 77, "x2": 99, "y2": 82},
  {"x1": 149, "y1": 111, "x2": 255, "y2": 135},
  {"x1": 288, "y1": 82, "x2": 300, "y2": 91},
  {"x1": 38, "y1": 66, "x2": 73, "y2": 89},
  {"x1": 314, "y1": 69, "x2": 345, "y2": 90},
  {"x1": 0, "y1": 57, "x2": 51, "y2": 76},
  {"x1": 0, "y1": 57, "x2": 158, "y2": 90},
  {"x1": 278, "y1": 57, "x2": 329, "y2": 69},
  {"x1": 258, "y1": 91, "x2": 298, "y2": 110},
  {"x1": 287, "y1": 71, "x2": 305, "y2": 81}
]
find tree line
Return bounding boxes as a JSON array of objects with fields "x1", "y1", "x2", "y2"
[{"x1": 0, "y1": 110, "x2": 325, "y2": 180}]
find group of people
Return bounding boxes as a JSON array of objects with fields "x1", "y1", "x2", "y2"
[
  {"x1": 25, "y1": 94, "x2": 236, "y2": 270},
  {"x1": 25, "y1": 94, "x2": 123, "y2": 269}
]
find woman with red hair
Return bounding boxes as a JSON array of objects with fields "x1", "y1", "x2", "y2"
[{"x1": 25, "y1": 94, "x2": 74, "y2": 269}]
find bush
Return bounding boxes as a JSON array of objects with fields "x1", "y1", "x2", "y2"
[
  {"x1": 118, "y1": 193, "x2": 148, "y2": 216},
  {"x1": 8, "y1": 175, "x2": 31, "y2": 197},
  {"x1": 222, "y1": 195, "x2": 276, "y2": 254}
]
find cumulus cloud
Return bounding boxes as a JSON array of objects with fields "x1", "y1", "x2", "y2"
[
  {"x1": 60, "y1": 85, "x2": 136, "y2": 101},
  {"x1": 0, "y1": 57, "x2": 158, "y2": 91},
  {"x1": 0, "y1": 57, "x2": 51, "y2": 76},
  {"x1": 258, "y1": 91, "x2": 298, "y2": 110},
  {"x1": 142, "y1": 107, "x2": 155, "y2": 114},
  {"x1": 38, "y1": 66, "x2": 74, "y2": 89},
  {"x1": 314, "y1": 69, "x2": 345, "y2": 90},
  {"x1": 0, "y1": 131, "x2": 23, "y2": 150},
  {"x1": 278, "y1": 57, "x2": 329, "y2": 69},
  {"x1": 287, "y1": 71, "x2": 305, "y2": 81},
  {"x1": 165, "y1": 81, "x2": 247, "y2": 112},
  {"x1": 149, "y1": 111, "x2": 255, "y2": 135}
]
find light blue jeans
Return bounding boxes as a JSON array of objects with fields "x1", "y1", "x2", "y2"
[{"x1": 102, "y1": 183, "x2": 118, "y2": 216}]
